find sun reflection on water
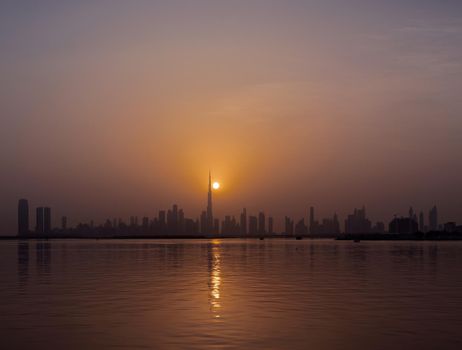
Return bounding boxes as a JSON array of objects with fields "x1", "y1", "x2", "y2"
[{"x1": 208, "y1": 240, "x2": 222, "y2": 318}]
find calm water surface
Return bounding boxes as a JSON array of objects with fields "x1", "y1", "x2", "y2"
[{"x1": 1, "y1": 239, "x2": 462, "y2": 349}]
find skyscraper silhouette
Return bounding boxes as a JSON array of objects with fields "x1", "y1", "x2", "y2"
[
  {"x1": 213, "y1": 218, "x2": 219, "y2": 234},
  {"x1": 179, "y1": 208, "x2": 185, "y2": 234},
  {"x1": 240, "y1": 208, "x2": 247, "y2": 235},
  {"x1": 36, "y1": 207, "x2": 45, "y2": 234},
  {"x1": 206, "y1": 171, "x2": 214, "y2": 234},
  {"x1": 200, "y1": 211, "x2": 207, "y2": 234},
  {"x1": 429, "y1": 206, "x2": 438, "y2": 231},
  {"x1": 158, "y1": 210, "x2": 166, "y2": 233},
  {"x1": 18, "y1": 199, "x2": 29, "y2": 236},
  {"x1": 248, "y1": 216, "x2": 258, "y2": 235},
  {"x1": 295, "y1": 218, "x2": 308, "y2": 235},
  {"x1": 345, "y1": 206, "x2": 371, "y2": 234},
  {"x1": 44, "y1": 207, "x2": 51, "y2": 234},
  {"x1": 419, "y1": 211, "x2": 424, "y2": 232},
  {"x1": 258, "y1": 212, "x2": 266, "y2": 234},
  {"x1": 309, "y1": 206, "x2": 314, "y2": 232},
  {"x1": 142, "y1": 217, "x2": 149, "y2": 233},
  {"x1": 285, "y1": 216, "x2": 294, "y2": 235},
  {"x1": 309, "y1": 206, "x2": 318, "y2": 234},
  {"x1": 268, "y1": 216, "x2": 274, "y2": 235}
]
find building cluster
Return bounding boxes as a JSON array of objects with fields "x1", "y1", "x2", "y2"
[
  {"x1": 18, "y1": 199, "x2": 54, "y2": 235},
  {"x1": 16, "y1": 198, "x2": 462, "y2": 237},
  {"x1": 283, "y1": 207, "x2": 341, "y2": 236},
  {"x1": 387, "y1": 205, "x2": 455, "y2": 234},
  {"x1": 15, "y1": 174, "x2": 462, "y2": 237}
]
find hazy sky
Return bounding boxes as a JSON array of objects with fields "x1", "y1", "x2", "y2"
[{"x1": 1, "y1": 0, "x2": 462, "y2": 233}]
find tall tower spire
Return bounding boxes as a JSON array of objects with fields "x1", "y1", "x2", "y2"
[
  {"x1": 207, "y1": 170, "x2": 213, "y2": 234},
  {"x1": 208, "y1": 170, "x2": 212, "y2": 193}
]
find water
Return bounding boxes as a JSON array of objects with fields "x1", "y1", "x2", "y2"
[{"x1": 1, "y1": 239, "x2": 462, "y2": 349}]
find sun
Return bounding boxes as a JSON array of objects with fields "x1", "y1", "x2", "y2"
[{"x1": 212, "y1": 182, "x2": 220, "y2": 190}]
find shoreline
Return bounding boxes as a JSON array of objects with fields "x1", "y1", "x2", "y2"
[
  {"x1": 1, "y1": 233, "x2": 462, "y2": 241},
  {"x1": 1, "y1": 234, "x2": 335, "y2": 240}
]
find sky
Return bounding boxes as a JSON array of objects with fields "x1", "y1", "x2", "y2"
[{"x1": 1, "y1": 0, "x2": 462, "y2": 233}]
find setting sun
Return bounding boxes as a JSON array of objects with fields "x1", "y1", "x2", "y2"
[{"x1": 212, "y1": 182, "x2": 220, "y2": 190}]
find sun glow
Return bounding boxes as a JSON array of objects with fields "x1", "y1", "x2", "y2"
[{"x1": 212, "y1": 182, "x2": 220, "y2": 190}]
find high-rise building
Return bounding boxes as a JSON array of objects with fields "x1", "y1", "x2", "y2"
[
  {"x1": 200, "y1": 211, "x2": 207, "y2": 234},
  {"x1": 222, "y1": 215, "x2": 239, "y2": 235},
  {"x1": 249, "y1": 216, "x2": 258, "y2": 235},
  {"x1": 179, "y1": 209, "x2": 185, "y2": 234},
  {"x1": 258, "y1": 212, "x2": 266, "y2": 234},
  {"x1": 36, "y1": 207, "x2": 45, "y2": 234},
  {"x1": 284, "y1": 216, "x2": 294, "y2": 235},
  {"x1": 184, "y1": 218, "x2": 197, "y2": 235},
  {"x1": 18, "y1": 199, "x2": 29, "y2": 236},
  {"x1": 389, "y1": 217, "x2": 418, "y2": 234},
  {"x1": 309, "y1": 206, "x2": 314, "y2": 232},
  {"x1": 62, "y1": 216, "x2": 67, "y2": 230},
  {"x1": 268, "y1": 216, "x2": 274, "y2": 235},
  {"x1": 316, "y1": 213, "x2": 341, "y2": 234},
  {"x1": 167, "y1": 210, "x2": 173, "y2": 232},
  {"x1": 206, "y1": 171, "x2": 214, "y2": 234},
  {"x1": 104, "y1": 219, "x2": 113, "y2": 229},
  {"x1": 344, "y1": 206, "x2": 371, "y2": 234},
  {"x1": 429, "y1": 206, "x2": 438, "y2": 231},
  {"x1": 158, "y1": 210, "x2": 166, "y2": 233},
  {"x1": 142, "y1": 217, "x2": 149, "y2": 232},
  {"x1": 309, "y1": 206, "x2": 319, "y2": 234},
  {"x1": 240, "y1": 208, "x2": 247, "y2": 235},
  {"x1": 172, "y1": 204, "x2": 179, "y2": 233},
  {"x1": 44, "y1": 207, "x2": 51, "y2": 233},
  {"x1": 409, "y1": 207, "x2": 417, "y2": 228},
  {"x1": 222, "y1": 216, "x2": 229, "y2": 235},
  {"x1": 444, "y1": 222, "x2": 457, "y2": 233},
  {"x1": 295, "y1": 218, "x2": 308, "y2": 235},
  {"x1": 372, "y1": 221, "x2": 385, "y2": 233},
  {"x1": 333, "y1": 213, "x2": 340, "y2": 234},
  {"x1": 419, "y1": 211, "x2": 424, "y2": 232},
  {"x1": 213, "y1": 218, "x2": 219, "y2": 234}
]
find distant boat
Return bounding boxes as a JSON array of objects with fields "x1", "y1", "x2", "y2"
[
  {"x1": 259, "y1": 237, "x2": 264, "y2": 240},
  {"x1": 296, "y1": 236, "x2": 303, "y2": 240},
  {"x1": 354, "y1": 239, "x2": 361, "y2": 243}
]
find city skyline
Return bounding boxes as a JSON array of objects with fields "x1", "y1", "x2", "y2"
[
  {"x1": 16, "y1": 196, "x2": 459, "y2": 237},
  {"x1": 14, "y1": 172, "x2": 459, "y2": 237},
  {"x1": 2, "y1": 1, "x2": 462, "y2": 236},
  {"x1": 2, "y1": 2, "x2": 462, "y2": 349},
  {"x1": 12, "y1": 195, "x2": 457, "y2": 236}
]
